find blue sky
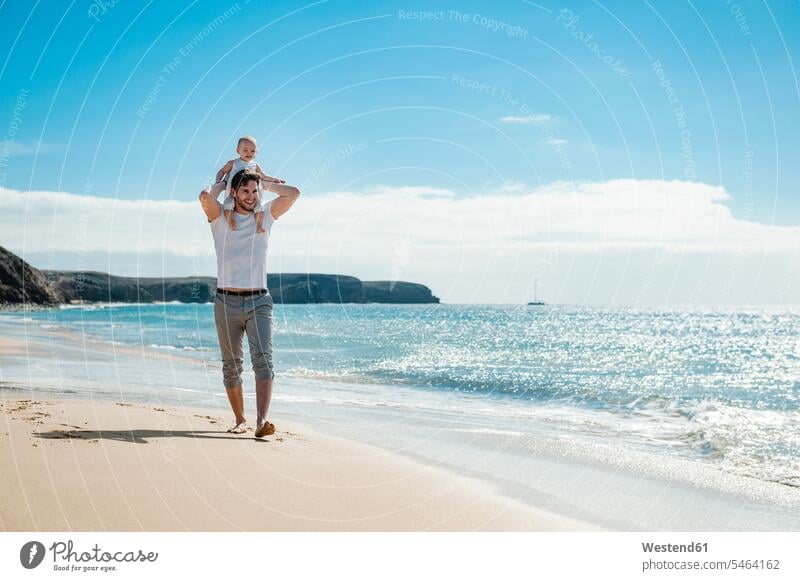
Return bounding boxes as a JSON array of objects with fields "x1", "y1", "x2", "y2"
[{"x1": 1, "y1": 0, "x2": 798, "y2": 304}]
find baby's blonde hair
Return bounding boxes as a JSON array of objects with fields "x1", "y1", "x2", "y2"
[{"x1": 237, "y1": 135, "x2": 258, "y2": 150}]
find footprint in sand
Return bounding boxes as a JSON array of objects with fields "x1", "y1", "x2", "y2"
[
  {"x1": 22, "y1": 411, "x2": 50, "y2": 425},
  {"x1": 194, "y1": 414, "x2": 221, "y2": 425}
]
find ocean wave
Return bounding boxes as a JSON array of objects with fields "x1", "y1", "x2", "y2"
[
  {"x1": 277, "y1": 380, "x2": 799, "y2": 470},
  {"x1": 58, "y1": 302, "x2": 201, "y2": 310},
  {"x1": 58, "y1": 302, "x2": 137, "y2": 310},
  {"x1": 672, "y1": 401, "x2": 800, "y2": 485},
  {"x1": 148, "y1": 343, "x2": 209, "y2": 352}
]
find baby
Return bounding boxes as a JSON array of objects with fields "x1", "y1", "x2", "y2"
[{"x1": 210, "y1": 135, "x2": 284, "y2": 232}]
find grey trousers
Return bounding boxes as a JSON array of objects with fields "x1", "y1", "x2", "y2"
[{"x1": 213, "y1": 291, "x2": 275, "y2": 388}]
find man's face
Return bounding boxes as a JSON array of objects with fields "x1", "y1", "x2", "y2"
[{"x1": 232, "y1": 180, "x2": 260, "y2": 213}]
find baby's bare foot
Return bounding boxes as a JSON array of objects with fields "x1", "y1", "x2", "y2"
[{"x1": 257, "y1": 224, "x2": 266, "y2": 233}]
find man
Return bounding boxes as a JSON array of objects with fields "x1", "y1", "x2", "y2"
[{"x1": 199, "y1": 169, "x2": 300, "y2": 438}]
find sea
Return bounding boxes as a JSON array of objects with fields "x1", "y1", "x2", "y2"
[{"x1": 3, "y1": 302, "x2": 800, "y2": 529}]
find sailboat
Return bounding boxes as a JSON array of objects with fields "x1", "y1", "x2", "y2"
[{"x1": 527, "y1": 278, "x2": 545, "y2": 306}]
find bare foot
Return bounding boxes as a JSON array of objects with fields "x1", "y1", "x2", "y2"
[{"x1": 227, "y1": 421, "x2": 248, "y2": 434}]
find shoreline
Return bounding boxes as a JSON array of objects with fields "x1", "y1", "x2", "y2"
[
  {"x1": 2, "y1": 312, "x2": 799, "y2": 531},
  {"x1": 0, "y1": 329, "x2": 597, "y2": 531}
]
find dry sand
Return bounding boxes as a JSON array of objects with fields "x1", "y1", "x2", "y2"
[{"x1": 0, "y1": 394, "x2": 597, "y2": 531}]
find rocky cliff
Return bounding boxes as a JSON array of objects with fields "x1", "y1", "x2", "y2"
[
  {"x1": 0, "y1": 245, "x2": 440, "y2": 305},
  {"x1": 0, "y1": 246, "x2": 61, "y2": 305},
  {"x1": 47, "y1": 271, "x2": 440, "y2": 304}
]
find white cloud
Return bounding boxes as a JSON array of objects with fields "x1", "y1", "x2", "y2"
[
  {"x1": 499, "y1": 114, "x2": 551, "y2": 125},
  {"x1": 368, "y1": 185, "x2": 456, "y2": 198},
  {"x1": 1, "y1": 179, "x2": 798, "y2": 304},
  {"x1": 499, "y1": 180, "x2": 527, "y2": 193},
  {"x1": 546, "y1": 138, "x2": 568, "y2": 146}
]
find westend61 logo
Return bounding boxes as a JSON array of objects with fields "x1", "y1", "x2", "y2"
[
  {"x1": 19, "y1": 541, "x2": 45, "y2": 569},
  {"x1": 19, "y1": 539, "x2": 158, "y2": 572}
]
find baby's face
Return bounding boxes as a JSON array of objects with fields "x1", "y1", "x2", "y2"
[{"x1": 238, "y1": 140, "x2": 257, "y2": 162}]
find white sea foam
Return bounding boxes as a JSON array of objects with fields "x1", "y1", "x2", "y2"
[{"x1": 453, "y1": 427, "x2": 525, "y2": 437}]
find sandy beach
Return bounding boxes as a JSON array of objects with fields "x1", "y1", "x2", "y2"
[
  {"x1": 3, "y1": 311, "x2": 799, "y2": 532},
  {"x1": 0, "y1": 335, "x2": 595, "y2": 532}
]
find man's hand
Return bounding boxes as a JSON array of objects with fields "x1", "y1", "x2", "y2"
[
  {"x1": 199, "y1": 187, "x2": 222, "y2": 222},
  {"x1": 266, "y1": 184, "x2": 301, "y2": 220},
  {"x1": 213, "y1": 175, "x2": 229, "y2": 194}
]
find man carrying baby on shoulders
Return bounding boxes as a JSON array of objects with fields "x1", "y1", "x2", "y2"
[{"x1": 199, "y1": 166, "x2": 300, "y2": 439}]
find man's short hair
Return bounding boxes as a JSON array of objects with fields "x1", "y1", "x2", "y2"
[{"x1": 230, "y1": 169, "x2": 260, "y2": 191}]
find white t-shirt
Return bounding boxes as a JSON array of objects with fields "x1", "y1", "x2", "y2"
[{"x1": 210, "y1": 199, "x2": 275, "y2": 289}]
